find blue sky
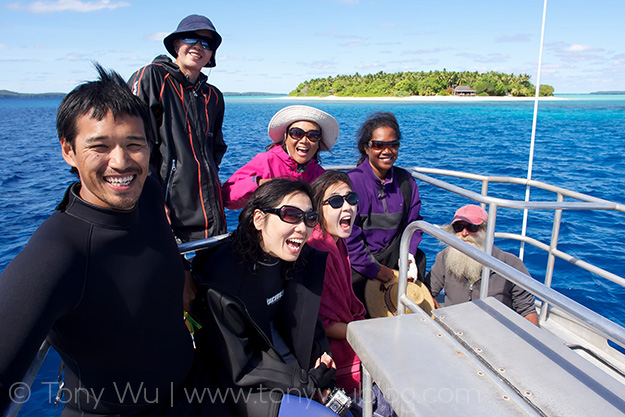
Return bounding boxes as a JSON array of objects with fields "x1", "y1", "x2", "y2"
[{"x1": 1, "y1": 0, "x2": 623, "y2": 94}]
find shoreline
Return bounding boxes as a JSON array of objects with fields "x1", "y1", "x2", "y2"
[{"x1": 274, "y1": 95, "x2": 567, "y2": 102}]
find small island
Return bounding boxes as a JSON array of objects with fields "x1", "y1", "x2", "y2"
[
  {"x1": 0, "y1": 90, "x2": 65, "y2": 99},
  {"x1": 589, "y1": 91, "x2": 625, "y2": 95},
  {"x1": 289, "y1": 70, "x2": 554, "y2": 98}
]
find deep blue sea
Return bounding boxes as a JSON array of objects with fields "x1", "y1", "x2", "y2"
[{"x1": 2, "y1": 95, "x2": 625, "y2": 415}]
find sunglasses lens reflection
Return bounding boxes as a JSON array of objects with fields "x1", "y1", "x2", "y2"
[
  {"x1": 280, "y1": 207, "x2": 319, "y2": 227},
  {"x1": 369, "y1": 140, "x2": 400, "y2": 151},
  {"x1": 289, "y1": 127, "x2": 305, "y2": 139},
  {"x1": 181, "y1": 38, "x2": 211, "y2": 50},
  {"x1": 453, "y1": 222, "x2": 480, "y2": 233},
  {"x1": 325, "y1": 192, "x2": 359, "y2": 209},
  {"x1": 289, "y1": 127, "x2": 322, "y2": 143}
]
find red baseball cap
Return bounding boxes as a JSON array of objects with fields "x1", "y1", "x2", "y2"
[{"x1": 452, "y1": 205, "x2": 488, "y2": 225}]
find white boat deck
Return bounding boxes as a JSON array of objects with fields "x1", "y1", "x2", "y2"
[{"x1": 347, "y1": 297, "x2": 625, "y2": 417}]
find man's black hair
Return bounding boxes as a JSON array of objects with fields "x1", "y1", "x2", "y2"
[{"x1": 56, "y1": 62, "x2": 152, "y2": 149}]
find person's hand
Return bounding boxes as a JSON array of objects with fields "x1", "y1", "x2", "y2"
[
  {"x1": 164, "y1": 204, "x2": 172, "y2": 225},
  {"x1": 375, "y1": 265, "x2": 395, "y2": 283},
  {"x1": 433, "y1": 298, "x2": 441, "y2": 309},
  {"x1": 312, "y1": 353, "x2": 336, "y2": 404},
  {"x1": 407, "y1": 253, "x2": 417, "y2": 282},
  {"x1": 317, "y1": 388, "x2": 332, "y2": 404},
  {"x1": 257, "y1": 178, "x2": 271, "y2": 187},
  {"x1": 183, "y1": 270, "x2": 197, "y2": 312},
  {"x1": 315, "y1": 352, "x2": 336, "y2": 369}
]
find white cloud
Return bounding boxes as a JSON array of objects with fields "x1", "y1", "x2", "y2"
[
  {"x1": 403, "y1": 47, "x2": 452, "y2": 55},
  {"x1": 456, "y1": 52, "x2": 510, "y2": 64},
  {"x1": 146, "y1": 32, "x2": 168, "y2": 42},
  {"x1": 495, "y1": 34, "x2": 531, "y2": 43},
  {"x1": 547, "y1": 41, "x2": 603, "y2": 55},
  {"x1": 0, "y1": 43, "x2": 7, "y2": 50},
  {"x1": 8, "y1": 0, "x2": 130, "y2": 13},
  {"x1": 355, "y1": 62, "x2": 384, "y2": 71},
  {"x1": 566, "y1": 44, "x2": 595, "y2": 53},
  {"x1": 547, "y1": 41, "x2": 606, "y2": 64},
  {"x1": 297, "y1": 60, "x2": 336, "y2": 70},
  {"x1": 56, "y1": 52, "x2": 90, "y2": 61},
  {"x1": 341, "y1": 39, "x2": 365, "y2": 47}
]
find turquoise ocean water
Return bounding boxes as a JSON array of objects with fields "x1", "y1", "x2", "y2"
[{"x1": 1, "y1": 95, "x2": 624, "y2": 415}]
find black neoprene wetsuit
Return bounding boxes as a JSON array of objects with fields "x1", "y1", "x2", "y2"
[{"x1": 0, "y1": 178, "x2": 198, "y2": 416}]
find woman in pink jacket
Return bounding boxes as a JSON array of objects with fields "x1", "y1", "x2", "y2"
[
  {"x1": 222, "y1": 105, "x2": 339, "y2": 209},
  {"x1": 307, "y1": 170, "x2": 365, "y2": 394}
]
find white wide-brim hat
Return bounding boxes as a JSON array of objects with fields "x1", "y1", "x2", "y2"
[{"x1": 267, "y1": 105, "x2": 339, "y2": 151}]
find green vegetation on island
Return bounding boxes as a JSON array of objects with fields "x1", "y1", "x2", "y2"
[{"x1": 289, "y1": 70, "x2": 554, "y2": 98}]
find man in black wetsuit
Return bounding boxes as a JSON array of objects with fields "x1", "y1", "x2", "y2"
[{"x1": 0, "y1": 65, "x2": 229, "y2": 416}]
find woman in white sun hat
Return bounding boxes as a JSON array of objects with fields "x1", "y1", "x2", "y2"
[{"x1": 222, "y1": 105, "x2": 339, "y2": 210}]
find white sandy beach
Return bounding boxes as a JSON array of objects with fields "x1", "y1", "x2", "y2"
[{"x1": 274, "y1": 95, "x2": 567, "y2": 102}]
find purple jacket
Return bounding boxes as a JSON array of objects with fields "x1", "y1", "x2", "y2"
[
  {"x1": 221, "y1": 145, "x2": 324, "y2": 209},
  {"x1": 346, "y1": 160, "x2": 423, "y2": 279}
]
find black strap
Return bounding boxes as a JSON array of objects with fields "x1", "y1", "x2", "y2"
[{"x1": 370, "y1": 167, "x2": 413, "y2": 268}]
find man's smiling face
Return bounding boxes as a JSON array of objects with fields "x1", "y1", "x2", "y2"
[{"x1": 61, "y1": 110, "x2": 149, "y2": 210}]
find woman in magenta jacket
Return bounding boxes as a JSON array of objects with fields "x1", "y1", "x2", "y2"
[{"x1": 222, "y1": 105, "x2": 339, "y2": 209}]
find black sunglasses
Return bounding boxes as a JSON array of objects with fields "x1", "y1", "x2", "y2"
[
  {"x1": 452, "y1": 222, "x2": 481, "y2": 233},
  {"x1": 181, "y1": 38, "x2": 212, "y2": 50},
  {"x1": 288, "y1": 127, "x2": 322, "y2": 143},
  {"x1": 261, "y1": 205, "x2": 319, "y2": 228},
  {"x1": 368, "y1": 139, "x2": 400, "y2": 151},
  {"x1": 323, "y1": 192, "x2": 359, "y2": 209}
]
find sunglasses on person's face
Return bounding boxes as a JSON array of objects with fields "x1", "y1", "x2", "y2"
[
  {"x1": 288, "y1": 127, "x2": 322, "y2": 143},
  {"x1": 452, "y1": 222, "x2": 481, "y2": 233},
  {"x1": 368, "y1": 139, "x2": 400, "y2": 151},
  {"x1": 261, "y1": 205, "x2": 319, "y2": 228},
  {"x1": 323, "y1": 191, "x2": 359, "y2": 209},
  {"x1": 181, "y1": 38, "x2": 212, "y2": 50}
]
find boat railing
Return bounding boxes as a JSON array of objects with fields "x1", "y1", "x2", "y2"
[
  {"x1": 396, "y1": 220, "x2": 625, "y2": 350},
  {"x1": 399, "y1": 166, "x2": 625, "y2": 325},
  {"x1": 350, "y1": 218, "x2": 625, "y2": 417}
]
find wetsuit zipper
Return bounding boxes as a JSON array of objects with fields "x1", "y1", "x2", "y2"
[{"x1": 165, "y1": 159, "x2": 177, "y2": 203}]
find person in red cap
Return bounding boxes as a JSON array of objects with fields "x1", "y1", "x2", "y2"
[
  {"x1": 425, "y1": 204, "x2": 539, "y2": 325},
  {"x1": 128, "y1": 14, "x2": 227, "y2": 244}
]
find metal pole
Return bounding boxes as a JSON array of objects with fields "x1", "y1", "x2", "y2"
[
  {"x1": 520, "y1": 0, "x2": 548, "y2": 260},
  {"x1": 540, "y1": 193, "x2": 564, "y2": 322},
  {"x1": 480, "y1": 204, "x2": 498, "y2": 298}
]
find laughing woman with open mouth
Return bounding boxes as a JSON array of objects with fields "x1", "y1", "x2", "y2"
[
  {"x1": 193, "y1": 178, "x2": 345, "y2": 416},
  {"x1": 221, "y1": 105, "x2": 339, "y2": 210}
]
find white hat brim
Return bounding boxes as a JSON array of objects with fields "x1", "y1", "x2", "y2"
[{"x1": 267, "y1": 105, "x2": 339, "y2": 151}]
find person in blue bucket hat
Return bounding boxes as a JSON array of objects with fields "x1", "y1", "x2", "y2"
[
  {"x1": 163, "y1": 14, "x2": 222, "y2": 68},
  {"x1": 129, "y1": 14, "x2": 228, "y2": 246}
]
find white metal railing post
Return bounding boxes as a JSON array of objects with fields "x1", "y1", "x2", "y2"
[
  {"x1": 540, "y1": 192, "x2": 564, "y2": 322},
  {"x1": 479, "y1": 204, "x2": 498, "y2": 298},
  {"x1": 397, "y1": 220, "x2": 412, "y2": 316},
  {"x1": 361, "y1": 365, "x2": 373, "y2": 417},
  {"x1": 480, "y1": 179, "x2": 489, "y2": 212}
]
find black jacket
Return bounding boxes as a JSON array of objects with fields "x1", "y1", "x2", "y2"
[
  {"x1": 0, "y1": 179, "x2": 194, "y2": 415},
  {"x1": 129, "y1": 55, "x2": 227, "y2": 242},
  {"x1": 193, "y1": 241, "x2": 333, "y2": 417}
]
